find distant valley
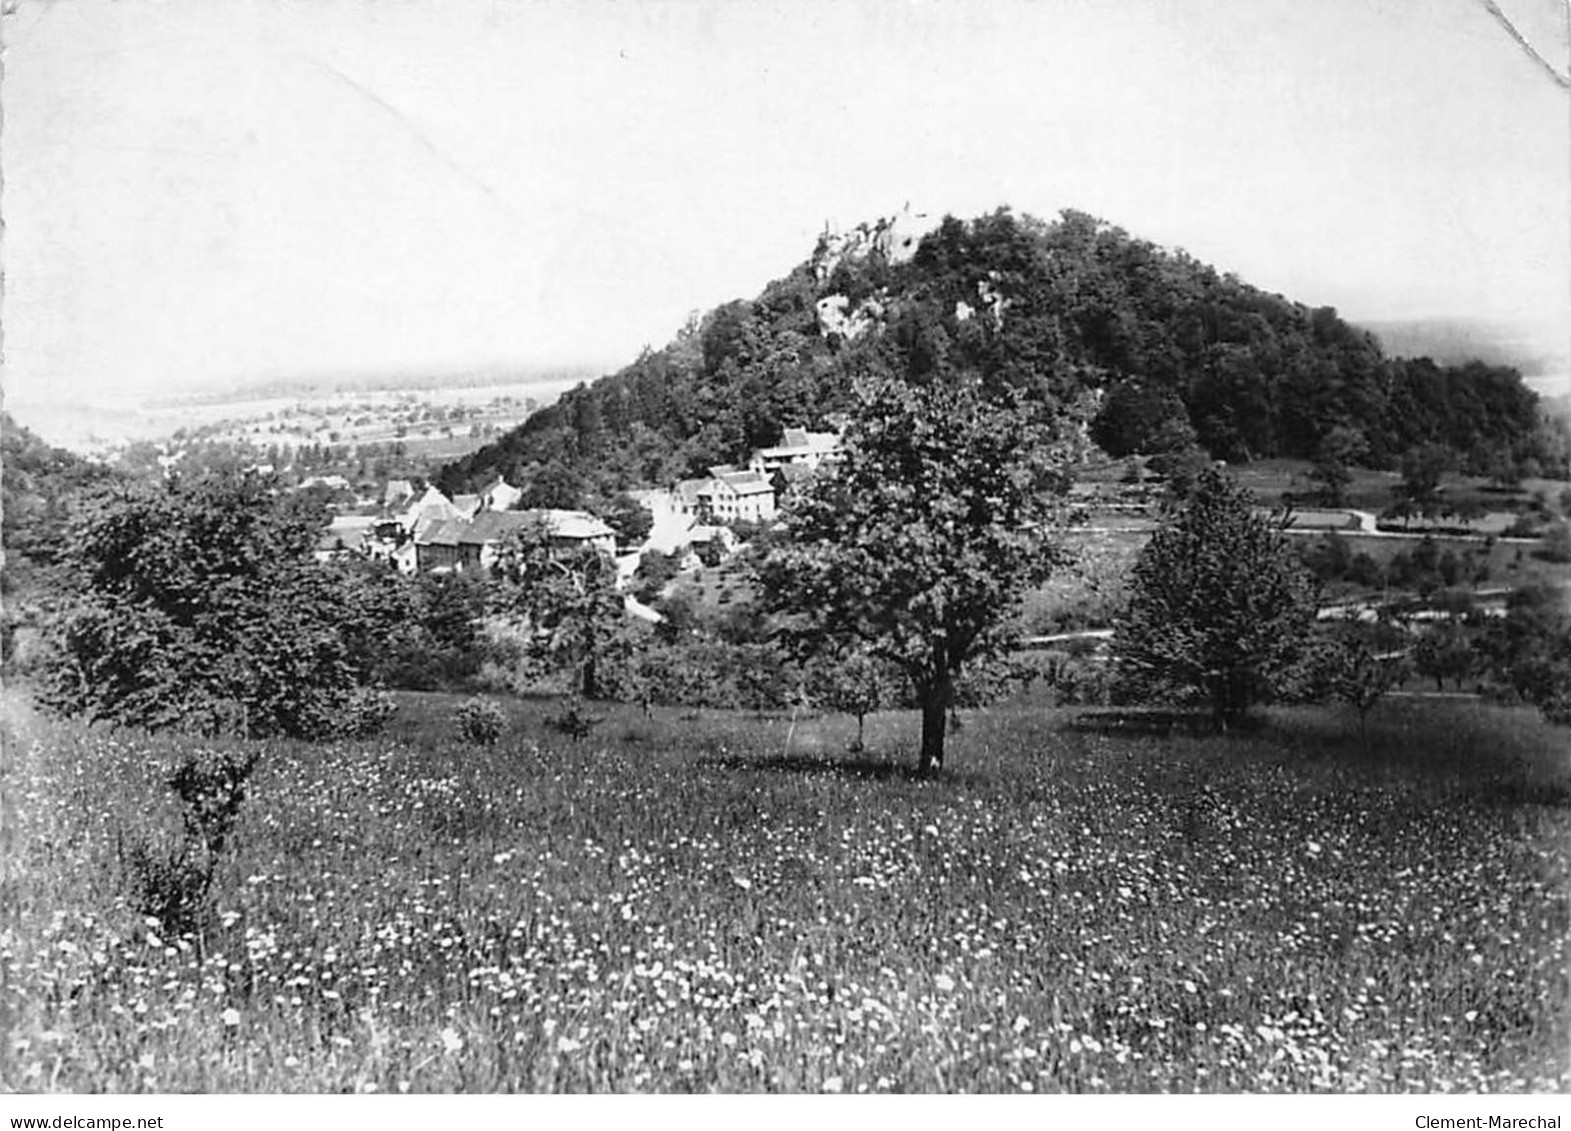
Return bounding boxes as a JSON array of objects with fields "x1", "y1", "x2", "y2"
[{"x1": 5, "y1": 368, "x2": 597, "y2": 459}]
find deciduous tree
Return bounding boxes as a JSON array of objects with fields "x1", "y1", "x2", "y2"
[
  {"x1": 807, "y1": 650, "x2": 900, "y2": 752},
  {"x1": 757, "y1": 367, "x2": 1075, "y2": 775},
  {"x1": 1392, "y1": 442, "x2": 1453, "y2": 522},
  {"x1": 1114, "y1": 467, "x2": 1319, "y2": 728},
  {"x1": 1319, "y1": 629, "x2": 1409, "y2": 748},
  {"x1": 46, "y1": 472, "x2": 371, "y2": 737},
  {"x1": 491, "y1": 519, "x2": 627, "y2": 699},
  {"x1": 1309, "y1": 425, "x2": 1367, "y2": 508}
]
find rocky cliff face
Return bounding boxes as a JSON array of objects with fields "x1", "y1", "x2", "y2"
[
  {"x1": 809, "y1": 205, "x2": 937, "y2": 282},
  {"x1": 810, "y1": 206, "x2": 939, "y2": 342},
  {"x1": 814, "y1": 293, "x2": 884, "y2": 342}
]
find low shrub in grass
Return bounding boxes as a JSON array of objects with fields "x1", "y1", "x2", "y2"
[
  {"x1": 543, "y1": 697, "x2": 599, "y2": 742},
  {"x1": 1040, "y1": 651, "x2": 1115, "y2": 706},
  {"x1": 1540, "y1": 693, "x2": 1571, "y2": 727},
  {"x1": 454, "y1": 697, "x2": 506, "y2": 746},
  {"x1": 337, "y1": 688, "x2": 398, "y2": 738},
  {"x1": 120, "y1": 746, "x2": 259, "y2": 937}
]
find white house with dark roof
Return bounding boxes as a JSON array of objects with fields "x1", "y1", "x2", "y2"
[
  {"x1": 478, "y1": 476, "x2": 523, "y2": 512},
  {"x1": 698, "y1": 469, "x2": 777, "y2": 524},
  {"x1": 747, "y1": 428, "x2": 842, "y2": 476},
  {"x1": 672, "y1": 478, "x2": 712, "y2": 518},
  {"x1": 397, "y1": 485, "x2": 464, "y2": 539},
  {"x1": 383, "y1": 479, "x2": 416, "y2": 509}
]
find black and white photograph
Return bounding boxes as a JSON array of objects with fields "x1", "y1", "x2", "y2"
[{"x1": 2, "y1": 0, "x2": 1570, "y2": 1108}]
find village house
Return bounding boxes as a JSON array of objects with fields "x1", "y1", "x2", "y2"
[
  {"x1": 383, "y1": 479, "x2": 415, "y2": 509},
  {"x1": 746, "y1": 428, "x2": 842, "y2": 476},
  {"x1": 299, "y1": 474, "x2": 351, "y2": 493},
  {"x1": 629, "y1": 487, "x2": 699, "y2": 555},
  {"x1": 312, "y1": 514, "x2": 377, "y2": 563},
  {"x1": 697, "y1": 468, "x2": 777, "y2": 525},
  {"x1": 672, "y1": 478, "x2": 711, "y2": 519},
  {"x1": 628, "y1": 430, "x2": 843, "y2": 559},
  {"x1": 414, "y1": 508, "x2": 616, "y2": 574},
  {"x1": 769, "y1": 461, "x2": 817, "y2": 507},
  {"x1": 478, "y1": 475, "x2": 523, "y2": 512},
  {"x1": 392, "y1": 485, "x2": 466, "y2": 550},
  {"x1": 362, "y1": 477, "x2": 527, "y2": 572}
]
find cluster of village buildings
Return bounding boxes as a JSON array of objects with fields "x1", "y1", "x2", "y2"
[{"x1": 316, "y1": 427, "x2": 843, "y2": 579}]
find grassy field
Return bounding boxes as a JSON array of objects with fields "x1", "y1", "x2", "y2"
[
  {"x1": 1237, "y1": 459, "x2": 1571, "y2": 524},
  {"x1": 1296, "y1": 530, "x2": 1571, "y2": 598},
  {"x1": 4, "y1": 685, "x2": 1568, "y2": 1094}
]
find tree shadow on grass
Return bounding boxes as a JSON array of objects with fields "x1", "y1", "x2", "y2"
[
  {"x1": 695, "y1": 751, "x2": 938, "y2": 783},
  {"x1": 1465, "y1": 774, "x2": 1571, "y2": 809},
  {"x1": 1067, "y1": 707, "x2": 1265, "y2": 737}
]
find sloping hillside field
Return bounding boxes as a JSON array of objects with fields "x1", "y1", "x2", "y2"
[{"x1": 3, "y1": 690, "x2": 1567, "y2": 1092}]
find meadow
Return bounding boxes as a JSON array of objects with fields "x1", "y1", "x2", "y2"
[{"x1": 3, "y1": 687, "x2": 1568, "y2": 1093}]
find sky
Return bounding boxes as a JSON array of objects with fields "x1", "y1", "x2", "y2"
[{"x1": 3, "y1": 0, "x2": 1569, "y2": 421}]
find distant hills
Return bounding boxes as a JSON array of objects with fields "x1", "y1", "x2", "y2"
[
  {"x1": 139, "y1": 364, "x2": 603, "y2": 409},
  {"x1": 6, "y1": 365, "x2": 596, "y2": 456},
  {"x1": 1358, "y1": 317, "x2": 1564, "y2": 379},
  {"x1": 439, "y1": 207, "x2": 1567, "y2": 500}
]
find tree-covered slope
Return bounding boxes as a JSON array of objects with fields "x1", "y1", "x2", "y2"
[
  {"x1": 2, "y1": 412, "x2": 123, "y2": 579},
  {"x1": 438, "y1": 208, "x2": 1562, "y2": 500}
]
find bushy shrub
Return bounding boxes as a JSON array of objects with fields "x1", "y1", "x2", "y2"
[
  {"x1": 544, "y1": 697, "x2": 600, "y2": 742},
  {"x1": 1346, "y1": 552, "x2": 1383, "y2": 589},
  {"x1": 120, "y1": 832, "x2": 213, "y2": 939},
  {"x1": 1541, "y1": 691, "x2": 1571, "y2": 727},
  {"x1": 337, "y1": 687, "x2": 398, "y2": 738},
  {"x1": 1299, "y1": 532, "x2": 1352, "y2": 583},
  {"x1": 455, "y1": 698, "x2": 506, "y2": 746},
  {"x1": 1040, "y1": 651, "x2": 1115, "y2": 706},
  {"x1": 632, "y1": 550, "x2": 682, "y2": 606},
  {"x1": 344, "y1": 567, "x2": 490, "y2": 692},
  {"x1": 1505, "y1": 514, "x2": 1540, "y2": 539},
  {"x1": 44, "y1": 473, "x2": 378, "y2": 739},
  {"x1": 121, "y1": 747, "x2": 259, "y2": 936},
  {"x1": 1536, "y1": 521, "x2": 1571, "y2": 564}
]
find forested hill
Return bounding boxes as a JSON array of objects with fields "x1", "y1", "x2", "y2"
[
  {"x1": 1, "y1": 412, "x2": 122, "y2": 578},
  {"x1": 438, "y1": 208, "x2": 1561, "y2": 501}
]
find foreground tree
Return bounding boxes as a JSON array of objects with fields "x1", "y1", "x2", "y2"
[
  {"x1": 807, "y1": 650, "x2": 901, "y2": 752},
  {"x1": 1413, "y1": 622, "x2": 1475, "y2": 692},
  {"x1": 45, "y1": 472, "x2": 371, "y2": 738},
  {"x1": 1317, "y1": 629, "x2": 1409, "y2": 749},
  {"x1": 1114, "y1": 467, "x2": 1319, "y2": 729},
  {"x1": 601, "y1": 491, "x2": 654, "y2": 550},
  {"x1": 757, "y1": 371, "x2": 1075, "y2": 775},
  {"x1": 1476, "y1": 586, "x2": 1571, "y2": 726},
  {"x1": 338, "y1": 565, "x2": 490, "y2": 691},
  {"x1": 491, "y1": 519, "x2": 626, "y2": 699}
]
